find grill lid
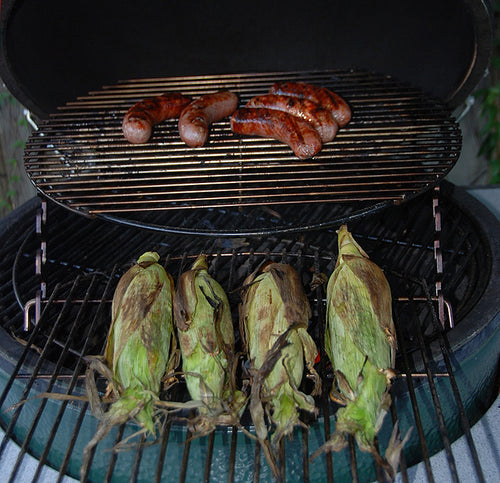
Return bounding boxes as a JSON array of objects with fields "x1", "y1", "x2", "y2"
[
  {"x1": 0, "y1": 0, "x2": 494, "y2": 119},
  {"x1": 24, "y1": 70, "x2": 462, "y2": 236}
]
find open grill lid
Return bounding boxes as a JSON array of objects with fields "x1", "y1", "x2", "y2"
[
  {"x1": 0, "y1": 0, "x2": 493, "y2": 236},
  {"x1": 0, "y1": 0, "x2": 494, "y2": 119}
]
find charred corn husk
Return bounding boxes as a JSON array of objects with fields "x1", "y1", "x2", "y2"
[
  {"x1": 240, "y1": 261, "x2": 320, "y2": 475},
  {"x1": 102, "y1": 251, "x2": 176, "y2": 433},
  {"x1": 314, "y1": 225, "x2": 410, "y2": 479},
  {"x1": 81, "y1": 251, "x2": 177, "y2": 479},
  {"x1": 174, "y1": 255, "x2": 246, "y2": 434}
]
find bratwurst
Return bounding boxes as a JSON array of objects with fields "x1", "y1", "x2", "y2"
[
  {"x1": 122, "y1": 92, "x2": 192, "y2": 144},
  {"x1": 269, "y1": 82, "x2": 351, "y2": 127},
  {"x1": 246, "y1": 94, "x2": 338, "y2": 143},
  {"x1": 230, "y1": 107, "x2": 322, "y2": 160},
  {"x1": 178, "y1": 91, "x2": 238, "y2": 147}
]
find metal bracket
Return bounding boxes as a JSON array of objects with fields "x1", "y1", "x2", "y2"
[
  {"x1": 23, "y1": 292, "x2": 41, "y2": 331},
  {"x1": 24, "y1": 199, "x2": 47, "y2": 330},
  {"x1": 432, "y1": 186, "x2": 454, "y2": 329}
]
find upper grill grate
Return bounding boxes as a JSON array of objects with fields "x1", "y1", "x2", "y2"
[{"x1": 24, "y1": 70, "x2": 462, "y2": 235}]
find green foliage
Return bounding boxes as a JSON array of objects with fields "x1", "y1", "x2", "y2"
[
  {"x1": 476, "y1": 2, "x2": 500, "y2": 184},
  {"x1": 0, "y1": 90, "x2": 28, "y2": 212},
  {"x1": 0, "y1": 91, "x2": 11, "y2": 105}
]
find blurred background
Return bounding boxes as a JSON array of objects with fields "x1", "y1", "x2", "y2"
[{"x1": 0, "y1": 85, "x2": 35, "y2": 219}]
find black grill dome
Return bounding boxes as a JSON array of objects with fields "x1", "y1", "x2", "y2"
[{"x1": 0, "y1": 0, "x2": 493, "y2": 118}]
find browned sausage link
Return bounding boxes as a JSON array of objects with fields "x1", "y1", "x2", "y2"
[
  {"x1": 178, "y1": 91, "x2": 239, "y2": 147},
  {"x1": 246, "y1": 94, "x2": 338, "y2": 143},
  {"x1": 230, "y1": 108, "x2": 322, "y2": 160},
  {"x1": 122, "y1": 93, "x2": 192, "y2": 144},
  {"x1": 269, "y1": 82, "x2": 351, "y2": 127}
]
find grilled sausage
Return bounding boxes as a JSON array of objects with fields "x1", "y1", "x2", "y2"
[
  {"x1": 246, "y1": 94, "x2": 338, "y2": 143},
  {"x1": 269, "y1": 82, "x2": 351, "y2": 127},
  {"x1": 122, "y1": 93, "x2": 192, "y2": 144},
  {"x1": 230, "y1": 107, "x2": 322, "y2": 160},
  {"x1": 178, "y1": 91, "x2": 239, "y2": 147}
]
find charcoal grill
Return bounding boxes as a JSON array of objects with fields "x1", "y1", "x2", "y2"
[
  {"x1": 1, "y1": 0, "x2": 498, "y2": 482},
  {"x1": 0, "y1": 183, "x2": 499, "y2": 483}
]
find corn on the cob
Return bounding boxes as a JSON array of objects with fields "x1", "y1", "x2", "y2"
[
  {"x1": 174, "y1": 255, "x2": 246, "y2": 434},
  {"x1": 314, "y1": 225, "x2": 409, "y2": 479},
  {"x1": 240, "y1": 261, "x2": 320, "y2": 476},
  {"x1": 102, "y1": 251, "x2": 176, "y2": 433},
  {"x1": 81, "y1": 251, "x2": 177, "y2": 480}
]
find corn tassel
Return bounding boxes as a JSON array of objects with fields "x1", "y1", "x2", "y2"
[
  {"x1": 174, "y1": 255, "x2": 246, "y2": 434},
  {"x1": 313, "y1": 226, "x2": 410, "y2": 479}
]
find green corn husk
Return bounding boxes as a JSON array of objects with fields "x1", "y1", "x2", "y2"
[
  {"x1": 313, "y1": 225, "x2": 410, "y2": 480},
  {"x1": 240, "y1": 261, "x2": 320, "y2": 478},
  {"x1": 104, "y1": 251, "x2": 177, "y2": 431},
  {"x1": 81, "y1": 251, "x2": 177, "y2": 480},
  {"x1": 173, "y1": 255, "x2": 246, "y2": 434}
]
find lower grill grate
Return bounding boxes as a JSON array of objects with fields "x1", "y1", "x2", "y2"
[
  {"x1": 0, "y1": 183, "x2": 497, "y2": 482},
  {"x1": 24, "y1": 70, "x2": 462, "y2": 235}
]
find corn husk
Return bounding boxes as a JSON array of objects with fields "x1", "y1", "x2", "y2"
[
  {"x1": 240, "y1": 261, "x2": 320, "y2": 477},
  {"x1": 81, "y1": 251, "x2": 177, "y2": 479},
  {"x1": 104, "y1": 251, "x2": 177, "y2": 430},
  {"x1": 313, "y1": 225, "x2": 410, "y2": 479},
  {"x1": 173, "y1": 255, "x2": 246, "y2": 434}
]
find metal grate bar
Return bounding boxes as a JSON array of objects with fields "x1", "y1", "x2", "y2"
[
  {"x1": 57, "y1": 400, "x2": 89, "y2": 483},
  {"x1": 313, "y1": 252, "x2": 335, "y2": 483},
  {"x1": 390, "y1": 404, "x2": 409, "y2": 483},
  {"x1": 15, "y1": 275, "x2": 98, "y2": 480},
  {"x1": 421, "y1": 281, "x2": 486, "y2": 483},
  {"x1": 409, "y1": 289, "x2": 458, "y2": 482},
  {"x1": 32, "y1": 275, "x2": 102, "y2": 480},
  {"x1": 203, "y1": 432, "x2": 216, "y2": 483},
  {"x1": 4, "y1": 279, "x2": 76, "y2": 483},
  {"x1": 0, "y1": 283, "x2": 63, "y2": 454},
  {"x1": 301, "y1": 427, "x2": 310, "y2": 483},
  {"x1": 393, "y1": 298, "x2": 435, "y2": 481},
  {"x1": 179, "y1": 426, "x2": 193, "y2": 483},
  {"x1": 154, "y1": 418, "x2": 173, "y2": 483},
  {"x1": 104, "y1": 424, "x2": 126, "y2": 482},
  {"x1": 130, "y1": 433, "x2": 147, "y2": 483},
  {"x1": 227, "y1": 427, "x2": 238, "y2": 483},
  {"x1": 348, "y1": 436, "x2": 359, "y2": 481}
]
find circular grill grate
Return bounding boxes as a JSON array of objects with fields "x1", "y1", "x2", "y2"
[{"x1": 24, "y1": 70, "x2": 462, "y2": 236}]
